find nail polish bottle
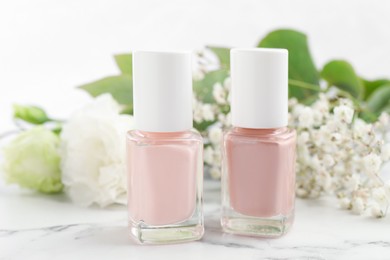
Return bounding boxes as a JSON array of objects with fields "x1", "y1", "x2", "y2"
[
  {"x1": 126, "y1": 51, "x2": 204, "y2": 244},
  {"x1": 221, "y1": 48, "x2": 296, "y2": 237}
]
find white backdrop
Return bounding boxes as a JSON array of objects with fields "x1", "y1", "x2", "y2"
[{"x1": 1, "y1": 0, "x2": 390, "y2": 131}]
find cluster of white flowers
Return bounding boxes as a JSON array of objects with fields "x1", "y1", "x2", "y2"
[
  {"x1": 193, "y1": 77, "x2": 231, "y2": 178},
  {"x1": 289, "y1": 94, "x2": 390, "y2": 217}
]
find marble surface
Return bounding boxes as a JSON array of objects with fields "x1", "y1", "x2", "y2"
[{"x1": 1, "y1": 181, "x2": 390, "y2": 260}]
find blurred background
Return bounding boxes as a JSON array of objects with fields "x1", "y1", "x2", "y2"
[{"x1": 1, "y1": 0, "x2": 389, "y2": 131}]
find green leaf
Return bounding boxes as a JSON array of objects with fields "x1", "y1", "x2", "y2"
[
  {"x1": 361, "y1": 78, "x2": 390, "y2": 100},
  {"x1": 79, "y1": 75, "x2": 133, "y2": 105},
  {"x1": 114, "y1": 53, "x2": 132, "y2": 75},
  {"x1": 207, "y1": 46, "x2": 230, "y2": 69},
  {"x1": 321, "y1": 60, "x2": 364, "y2": 99},
  {"x1": 366, "y1": 84, "x2": 390, "y2": 115},
  {"x1": 13, "y1": 105, "x2": 50, "y2": 124},
  {"x1": 194, "y1": 120, "x2": 215, "y2": 132},
  {"x1": 193, "y1": 69, "x2": 229, "y2": 103},
  {"x1": 120, "y1": 105, "x2": 133, "y2": 115},
  {"x1": 258, "y1": 29, "x2": 320, "y2": 101}
]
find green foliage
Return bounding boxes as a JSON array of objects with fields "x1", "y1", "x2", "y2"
[
  {"x1": 321, "y1": 60, "x2": 364, "y2": 99},
  {"x1": 361, "y1": 78, "x2": 390, "y2": 100},
  {"x1": 13, "y1": 104, "x2": 50, "y2": 124},
  {"x1": 77, "y1": 29, "x2": 390, "y2": 123},
  {"x1": 258, "y1": 29, "x2": 320, "y2": 101},
  {"x1": 207, "y1": 46, "x2": 230, "y2": 70},
  {"x1": 366, "y1": 85, "x2": 390, "y2": 115},
  {"x1": 114, "y1": 54, "x2": 132, "y2": 75},
  {"x1": 193, "y1": 69, "x2": 229, "y2": 103},
  {"x1": 79, "y1": 75, "x2": 133, "y2": 105}
]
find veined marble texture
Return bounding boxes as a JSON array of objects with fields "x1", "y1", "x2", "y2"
[{"x1": 1, "y1": 181, "x2": 389, "y2": 260}]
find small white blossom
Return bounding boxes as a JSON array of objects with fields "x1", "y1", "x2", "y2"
[
  {"x1": 297, "y1": 107, "x2": 314, "y2": 128},
  {"x1": 208, "y1": 127, "x2": 223, "y2": 145},
  {"x1": 201, "y1": 104, "x2": 215, "y2": 121},
  {"x1": 340, "y1": 197, "x2": 351, "y2": 209},
  {"x1": 370, "y1": 202, "x2": 385, "y2": 218},
  {"x1": 203, "y1": 146, "x2": 214, "y2": 165},
  {"x1": 362, "y1": 153, "x2": 382, "y2": 175},
  {"x1": 381, "y1": 143, "x2": 390, "y2": 161},
  {"x1": 296, "y1": 188, "x2": 308, "y2": 197},
  {"x1": 210, "y1": 167, "x2": 221, "y2": 179},
  {"x1": 352, "y1": 197, "x2": 365, "y2": 214},
  {"x1": 346, "y1": 174, "x2": 360, "y2": 190},
  {"x1": 322, "y1": 154, "x2": 335, "y2": 168},
  {"x1": 193, "y1": 96, "x2": 203, "y2": 123},
  {"x1": 223, "y1": 77, "x2": 231, "y2": 91},
  {"x1": 334, "y1": 105, "x2": 353, "y2": 124},
  {"x1": 212, "y1": 82, "x2": 227, "y2": 104},
  {"x1": 372, "y1": 187, "x2": 387, "y2": 203}
]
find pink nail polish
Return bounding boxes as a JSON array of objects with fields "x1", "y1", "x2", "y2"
[
  {"x1": 221, "y1": 48, "x2": 296, "y2": 237},
  {"x1": 126, "y1": 51, "x2": 204, "y2": 244}
]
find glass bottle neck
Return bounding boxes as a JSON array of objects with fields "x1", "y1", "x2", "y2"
[
  {"x1": 135, "y1": 129, "x2": 193, "y2": 138},
  {"x1": 231, "y1": 126, "x2": 289, "y2": 136}
]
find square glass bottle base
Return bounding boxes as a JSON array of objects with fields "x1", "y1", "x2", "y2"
[
  {"x1": 129, "y1": 220, "x2": 204, "y2": 244},
  {"x1": 221, "y1": 211, "x2": 294, "y2": 238}
]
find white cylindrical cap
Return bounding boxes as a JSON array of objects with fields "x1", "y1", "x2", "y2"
[
  {"x1": 133, "y1": 51, "x2": 193, "y2": 132},
  {"x1": 230, "y1": 48, "x2": 288, "y2": 129}
]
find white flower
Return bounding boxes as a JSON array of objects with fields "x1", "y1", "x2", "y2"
[
  {"x1": 208, "y1": 127, "x2": 223, "y2": 145},
  {"x1": 346, "y1": 174, "x2": 360, "y2": 190},
  {"x1": 297, "y1": 131, "x2": 309, "y2": 145},
  {"x1": 370, "y1": 202, "x2": 385, "y2": 218},
  {"x1": 203, "y1": 146, "x2": 214, "y2": 165},
  {"x1": 334, "y1": 105, "x2": 354, "y2": 124},
  {"x1": 298, "y1": 107, "x2": 314, "y2": 128},
  {"x1": 212, "y1": 82, "x2": 227, "y2": 104},
  {"x1": 192, "y1": 96, "x2": 203, "y2": 123},
  {"x1": 381, "y1": 143, "x2": 390, "y2": 161},
  {"x1": 296, "y1": 188, "x2": 308, "y2": 197},
  {"x1": 218, "y1": 112, "x2": 231, "y2": 127},
  {"x1": 223, "y1": 77, "x2": 231, "y2": 91},
  {"x1": 322, "y1": 154, "x2": 335, "y2": 168},
  {"x1": 201, "y1": 104, "x2": 215, "y2": 121},
  {"x1": 339, "y1": 197, "x2": 351, "y2": 209},
  {"x1": 352, "y1": 197, "x2": 365, "y2": 214},
  {"x1": 60, "y1": 94, "x2": 134, "y2": 207},
  {"x1": 362, "y1": 153, "x2": 382, "y2": 175},
  {"x1": 372, "y1": 187, "x2": 387, "y2": 203},
  {"x1": 210, "y1": 167, "x2": 221, "y2": 179}
]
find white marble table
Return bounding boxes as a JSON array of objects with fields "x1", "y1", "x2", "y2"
[{"x1": 1, "y1": 181, "x2": 389, "y2": 260}]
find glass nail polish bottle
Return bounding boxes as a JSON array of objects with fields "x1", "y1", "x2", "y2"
[
  {"x1": 126, "y1": 51, "x2": 204, "y2": 244},
  {"x1": 221, "y1": 48, "x2": 296, "y2": 237}
]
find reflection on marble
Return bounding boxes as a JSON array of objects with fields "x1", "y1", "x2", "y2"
[{"x1": 1, "y1": 181, "x2": 389, "y2": 260}]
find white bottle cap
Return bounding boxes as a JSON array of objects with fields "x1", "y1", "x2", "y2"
[
  {"x1": 133, "y1": 51, "x2": 193, "y2": 132},
  {"x1": 230, "y1": 48, "x2": 288, "y2": 129}
]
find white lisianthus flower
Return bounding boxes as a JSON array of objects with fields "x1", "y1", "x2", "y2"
[{"x1": 60, "y1": 94, "x2": 133, "y2": 207}]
